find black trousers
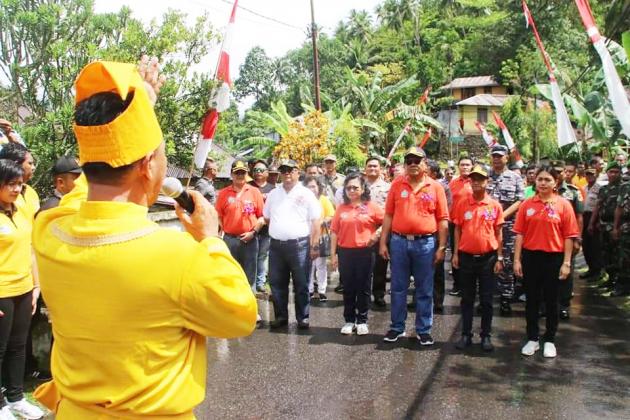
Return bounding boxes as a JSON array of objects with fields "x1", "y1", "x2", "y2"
[
  {"x1": 582, "y1": 212, "x2": 602, "y2": 275},
  {"x1": 449, "y1": 222, "x2": 460, "y2": 291},
  {"x1": 339, "y1": 247, "x2": 374, "y2": 324},
  {"x1": 0, "y1": 291, "x2": 33, "y2": 406},
  {"x1": 371, "y1": 244, "x2": 388, "y2": 299},
  {"x1": 434, "y1": 258, "x2": 445, "y2": 307},
  {"x1": 523, "y1": 250, "x2": 563, "y2": 342},
  {"x1": 459, "y1": 251, "x2": 496, "y2": 337}
]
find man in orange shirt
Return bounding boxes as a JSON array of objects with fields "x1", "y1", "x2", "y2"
[
  {"x1": 452, "y1": 166, "x2": 504, "y2": 352},
  {"x1": 216, "y1": 160, "x2": 266, "y2": 290},
  {"x1": 447, "y1": 155, "x2": 473, "y2": 297},
  {"x1": 379, "y1": 146, "x2": 449, "y2": 345}
]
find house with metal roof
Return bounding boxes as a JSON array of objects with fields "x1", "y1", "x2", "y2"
[{"x1": 440, "y1": 76, "x2": 514, "y2": 135}]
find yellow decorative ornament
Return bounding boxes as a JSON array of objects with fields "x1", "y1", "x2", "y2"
[{"x1": 73, "y1": 61, "x2": 163, "y2": 168}]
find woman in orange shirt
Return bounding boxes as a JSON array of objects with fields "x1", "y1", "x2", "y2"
[
  {"x1": 513, "y1": 165, "x2": 579, "y2": 359},
  {"x1": 331, "y1": 173, "x2": 384, "y2": 336}
]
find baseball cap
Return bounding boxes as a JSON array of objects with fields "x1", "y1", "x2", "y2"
[
  {"x1": 550, "y1": 159, "x2": 565, "y2": 170},
  {"x1": 605, "y1": 161, "x2": 621, "y2": 172},
  {"x1": 52, "y1": 156, "x2": 82, "y2": 175},
  {"x1": 469, "y1": 165, "x2": 488, "y2": 178},
  {"x1": 490, "y1": 145, "x2": 509, "y2": 156},
  {"x1": 323, "y1": 154, "x2": 337, "y2": 162},
  {"x1": 404, "y1": 146, "x2": 426, "y2": 159},
  {"x1": 231, "y1": 160, "x2": 248, "y2": 173},
  {"x1": 278, "y1": 159, "x2": 298, "y2": 169}
]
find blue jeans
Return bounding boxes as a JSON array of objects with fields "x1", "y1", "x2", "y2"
[
  {"x1": 389, "y1": 234, "x2": 436, "y2": 334},
  {"x1": 269, "y1": 237, "x2": 311, "y2": 322},
  {"x1": 255, "y1": 232, "x2": 271, "y2": 289},
  {"x1": 223, "y1": 234, "x2": 259, "y2": 290}
]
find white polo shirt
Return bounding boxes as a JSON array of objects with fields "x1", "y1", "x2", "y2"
[{"x1": 263, "y1": 183, "x2": 321, "y2": 240}]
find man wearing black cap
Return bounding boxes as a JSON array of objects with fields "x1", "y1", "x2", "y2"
[
  {"x1": 263, "y1": 159, "x2": 321, "y2": 329},
  {"x1": 486, "y1": 144, "x2": 525, "y2": 315},
  {"x1": 379, "y1": 146, "x2": 449, "y2": 345},
  {"x1": 40, "y1": 156, "x2": 82, "y2": 212}
]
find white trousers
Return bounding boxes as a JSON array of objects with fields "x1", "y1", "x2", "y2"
[{"x1": 309, "y1": 256, "x2": 328, "y2": 294}]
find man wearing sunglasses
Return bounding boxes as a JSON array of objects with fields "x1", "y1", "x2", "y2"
[
  {"x1": 250, "y1": 160, "x2": 276, "y2": 293},
  {"x1": 263, "y1": 159, "x2": 321, "y2": 329},
  {"x1": 379, "y1": 146, "x2": 449, "y2": 345}
]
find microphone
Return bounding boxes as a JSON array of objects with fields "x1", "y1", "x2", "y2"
[{"x1": 161, "y1": 177, "x2": 195, "y2": 214}]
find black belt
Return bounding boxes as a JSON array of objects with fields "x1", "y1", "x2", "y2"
[
  {"x1": 460, "y1": 251, "x2": 497, "y2": 259},
  {"x1": 393, "y1": 232, "x2": 434, "y2": 241},
  {"x1": 271, "y1": 236, "x2": 309, "y2": 245}
]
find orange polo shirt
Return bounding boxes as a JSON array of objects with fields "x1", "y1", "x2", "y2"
[
  {"x1": 513, "y1": 195, "x2": 579, "y2": 253},
  {"x1": 448, "y1": 176, "x2": 472, "y2": 212},
  {"x1": 331, "y1": 201, "x2": 384, "y2": 248},
  {"x1": 215, "y1": 184, "x2": 264, "y2": 235},
  {"x1": 452, "y1": 194, "x2": 504, "y2": 254},
  {"x1": 385, "y1": 175, "x2": 449, "y2": 235}
]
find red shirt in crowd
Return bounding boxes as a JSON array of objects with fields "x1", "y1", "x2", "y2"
[
  {"x1": 385, "y1": 175, "x2": 449, "y2": 235},
  {"x1": 215, "y1": 184, "x2": 264, "y2": 235},
  {"x1": 513, "y1": 195, "x2": 579, "y2": 253},
  {"x1": 452, "y1": 194, "x2": 504, "y2": 254},
  {"x1": 331, "y1": 201, "x2": 384, "y2": 248},
  {"x1": 449, "y1": 176, "x2": 472, "y2": 214}
]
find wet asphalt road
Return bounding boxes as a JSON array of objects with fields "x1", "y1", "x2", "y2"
[{"x1": 196, "y1": 270, "x2": 630, "y2": 420}]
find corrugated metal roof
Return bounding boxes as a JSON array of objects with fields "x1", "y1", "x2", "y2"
[
  {"x1": 456, "y1": 94, "x2": 514, "y2": 107},
  {"x1": 166, "y1": 165, "x2": 198, "y2": 179},
  {"x1": 441, "y1": 76, "x2": 500, "y2": 90}
]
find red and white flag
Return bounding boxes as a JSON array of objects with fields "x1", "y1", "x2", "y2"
[
  {"x1": 575, "y1": 0, "x2": 630, "y2": 137},
  {"x1": 474, "y1": 121, "x2": 498, "y2": 149},
  {"x1": 492, "y1": 111, "x2": 524, "y2": 168},
  {"x1": 418, "y1": 127, "x2": 432, "y2": 149},
  {"x1": 522, "y1": 0, "x2": 577, "y2": 147},
  {"x1": 193, "y1": 0, "x2": 238, "y2": 169}
]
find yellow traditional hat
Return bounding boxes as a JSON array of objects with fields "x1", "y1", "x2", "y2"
[{"x1": 72, "y1": 61, "x2": 163, "y2": 168}]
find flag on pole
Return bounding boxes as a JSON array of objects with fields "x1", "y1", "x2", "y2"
[
  {"x1": 193, "y1": 0, "x2": 238, "y2": 169},
  {"x1": 492, "y1": 111, "x2": 524, "y2": 168},
  {"x1": 474, "y1": 121, "x2": 498, "y2": 149},
  {"x1": 522, "y1": 0, "x2": 577, "y2": 147},
  {"x1": 419, "y1": 127, "x2": 432, "y2": 149},
  {"x1": 575, "y1": 0, "x2": 630, "y2": 138}
]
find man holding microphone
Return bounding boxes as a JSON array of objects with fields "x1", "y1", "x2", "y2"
[{"x1": 32, "y1": 58, "x2": 257, "y2": 418}]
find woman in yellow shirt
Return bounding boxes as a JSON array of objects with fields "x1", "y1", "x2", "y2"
[
  {"x1": 303, "y1": 175, "x2": 335, "y2": 301},
  {"x1": 0, "y1": 143, "x2": 39, "y2": 220},
  {"x1": 0, "y1": 159, "x2": 44, "y2": 420}
]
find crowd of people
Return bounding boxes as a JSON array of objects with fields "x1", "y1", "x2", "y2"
[{"x1": 0, "y1": 56, "x2": 629, "y2": 419}]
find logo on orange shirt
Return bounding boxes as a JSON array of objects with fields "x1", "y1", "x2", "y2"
[
  {"x1": 464, "y1": 211, "x2": 473, "y2": 220},
  {"x1": 401, "y1": 190, "x2": 409, "y2": 198}
]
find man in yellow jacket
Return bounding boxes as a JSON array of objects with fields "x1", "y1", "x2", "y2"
[{"x1": 32, "y1": 57, "x2": 257, "y2": 419}]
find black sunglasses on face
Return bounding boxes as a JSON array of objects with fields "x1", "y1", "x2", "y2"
[
  {"x1": 405, "y1": 157, "x2": 422, "y2": 165},
  {"x1": 253, "y1": 168, "x2": 267, "y2": 173},
  {"x1": 279, "y1": 167, "x2": 294, "y2": 174}
]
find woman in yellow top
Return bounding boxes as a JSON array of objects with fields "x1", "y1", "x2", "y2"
[
  {"x1": 0, "y1": 159, "x2": 45, "y2": 420},
  {"x1": 0, "y1": 143, "x2": 39, "y2": 221},
  {"x1": 303, "y1": 175, "x2": 335, "y2": 301}
]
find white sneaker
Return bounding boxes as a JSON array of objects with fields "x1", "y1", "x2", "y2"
[
  {"x1": 543, "y1": 342, "x2": 557, "y2": 358},
  {"x1": 340, "y1": 323, "x2": 355, "y2": 335},
  {"x1": 521, "y1": 340, "x2": 540, "y2": 356},
  {"x1": 7, "y1": 399, "x2": 44, "y2": 420},
  {"x1": 356, "y1": 324, "x2": 369, "y2": 335},
  {"x1": 0, "y1": 406, "x2": 17, "y2": 420}
]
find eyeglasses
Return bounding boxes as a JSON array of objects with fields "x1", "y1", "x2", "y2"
[
  {"x1": 253, "y1": 168, "x2": 267, "y2": 173},
  {"x1": 279, "y1": 167, "x2": 294, "y2": 174},
  {"x1": 345, "y1": 186, "x2": 360, "y2": 191},
  {"x1": 405, "y1": 157, "x2": 422, "y2": 165}
]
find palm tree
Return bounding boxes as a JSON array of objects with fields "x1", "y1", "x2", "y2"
[{"x1": 346, "y1": 10, "x2": 373, "y2": 43}]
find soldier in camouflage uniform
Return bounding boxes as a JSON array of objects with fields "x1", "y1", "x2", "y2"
[
  {"x1": 553, "y1": 160, "x2": 584, "y2": 319},
  {"x1": 486, "y1": 145, "x2": 525, "y2": 315},
  {"x1": 588, "y1": 162, "x2": 623, "y2": 293},
  {"x1": 612, "y1": 162, "x2": 630, "y2": 296}
]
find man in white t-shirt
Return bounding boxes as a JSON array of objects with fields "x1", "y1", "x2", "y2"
[{"x1": 263, "y1": 159, "x2": 321, "y2": 329}]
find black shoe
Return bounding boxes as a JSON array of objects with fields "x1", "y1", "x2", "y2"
[
  {"x1": 418, "y1": 333, "x2": 434, "y2": 346},
  {"x1": 270, "y1": 319, "x2": 288, "y2": 329},
  {"x1": 481, "y1": 336, "x2": 494, "y2": 352},
  {"x1": 383, "y1": 330, "x2": 406, "y2": 342},
  {"x1": 407, "y1": 301, "x2": 415, "y2": 310},
  {"x1": 448, "y1": 289, "x2": 461, "y2": 297},
  {"x1": 374, "y1": 297, "x2": 386, "y2": 308},
  {"x1": 334, "y1": 284, "x2": 344, "y2": 293},
  {"x1": 29, "y1": 369, "x2": 52, "y2": 381},
  {"x1": 455, "y1": 335, "x2": 472, "y2": 350},
  {"x1": 500, "y1": 300, "x2": 512, "y2": 316},
  {"x1": 318, "y1": 293, "x2": 328, "y2": 302},
  {"x1": 297, "y1": 319, "x2": 310, "y2": 330},
  {"x1": 559, "y1": 309, "x2": 570, "y2": 320}
]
